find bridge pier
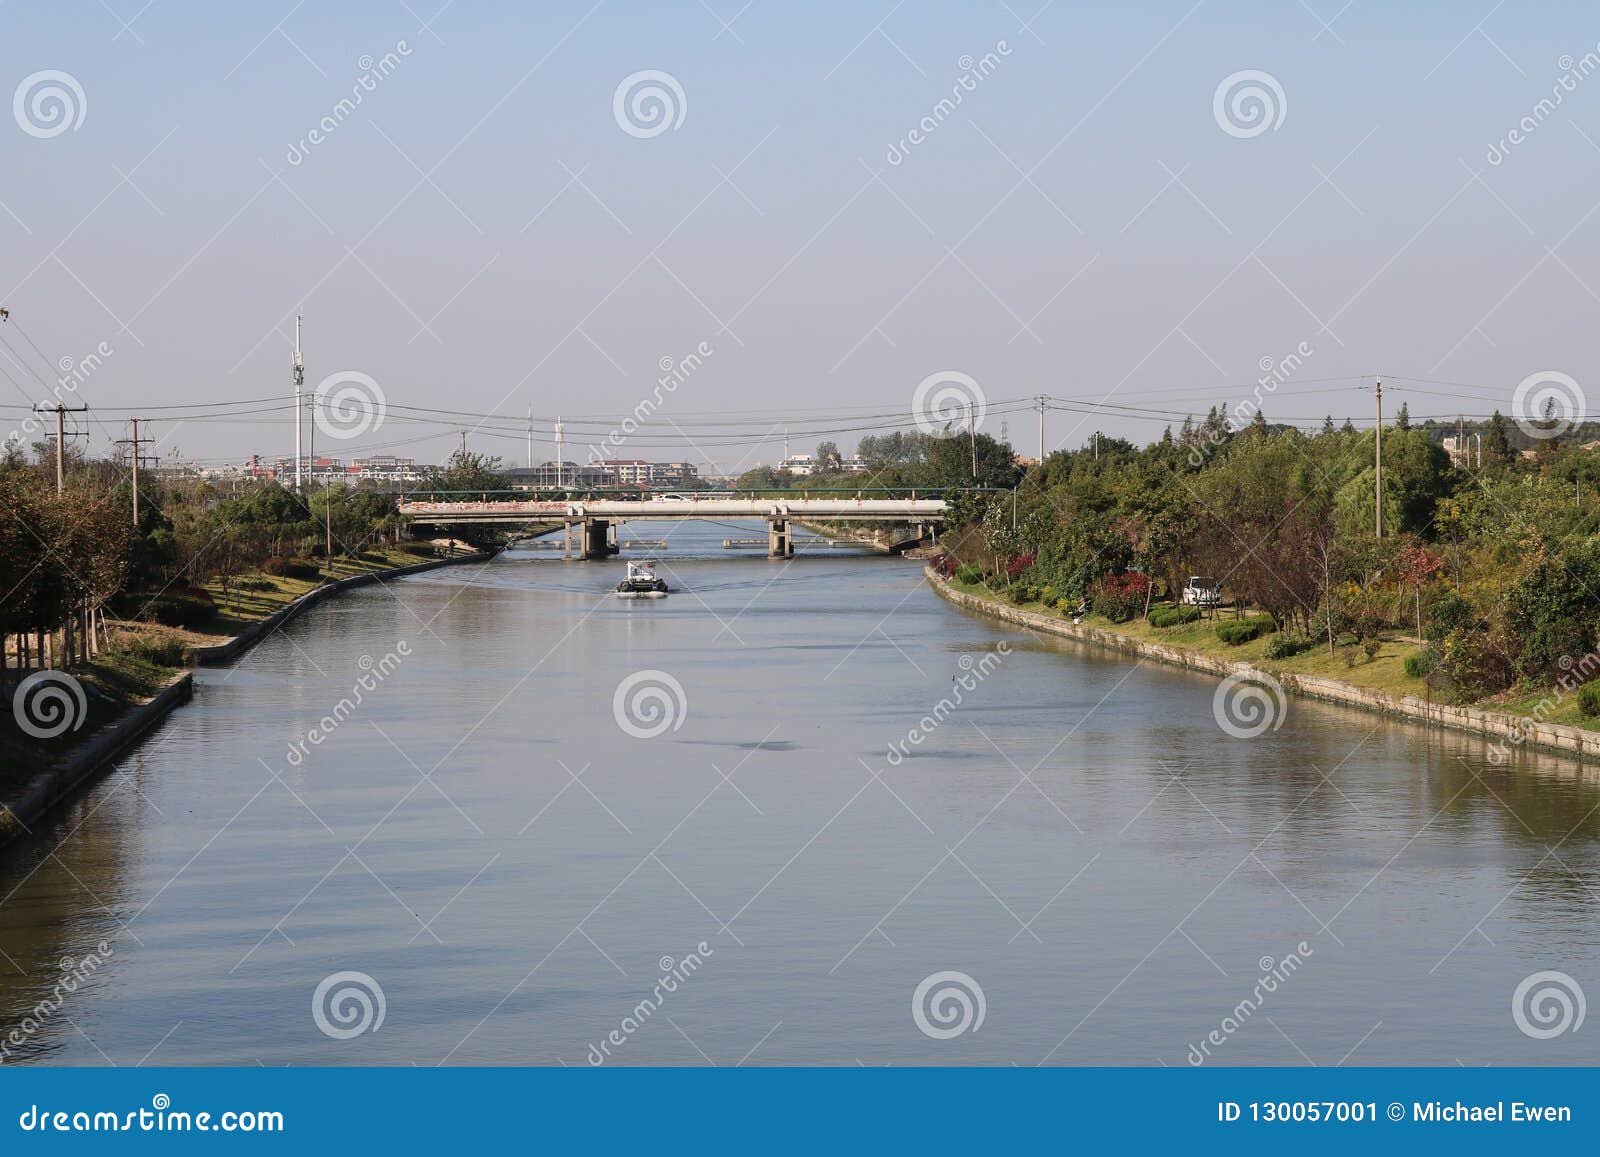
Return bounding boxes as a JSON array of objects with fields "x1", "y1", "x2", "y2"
[
  {"x1": 767, "y1": 519, "x2": 794, "y2": 558},
  {"x1": 580, "y1": 519, "x2": 618, "y2": 560}
]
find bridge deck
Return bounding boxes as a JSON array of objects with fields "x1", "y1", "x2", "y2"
[{"x1": 399, "y1": 497, "x2": 947, "y2": 523}]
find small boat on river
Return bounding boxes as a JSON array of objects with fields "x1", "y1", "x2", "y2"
[{"x1": 615, "y1": 559, "x2": 669, "y2": 598}]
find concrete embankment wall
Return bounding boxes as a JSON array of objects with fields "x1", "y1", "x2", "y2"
[
  {"x1": 927, "y1": 567, "x2": 1600, "y2": 763},
  {"x1": 1, "y1": 672, "x2": 193, "y2": 846},
  {"x1": 2, "y1": 550, "x2": 499, "y2": 847}
]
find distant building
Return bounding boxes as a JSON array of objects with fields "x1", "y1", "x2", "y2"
[
  {"x1": 777, "y1": 453, "x2": 817, "y2": 476},
  {"x1": 507, "y1": 461, "x2": 611, "y2": 489},
  {"x1": 841, "y1": 456, "x2": 870, "y2": 473}
]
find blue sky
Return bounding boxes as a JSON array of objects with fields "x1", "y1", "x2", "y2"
[{"x1": 3, "y1": 1, "x2": 1599, "y2": 468}]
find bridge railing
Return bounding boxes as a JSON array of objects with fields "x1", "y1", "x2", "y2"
[{"x1": 397, "y1": 486, "x2": 1000, "y2": 505}]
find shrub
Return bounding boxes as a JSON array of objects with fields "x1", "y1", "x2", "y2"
[
  {"x1": 1363, "y1": 637, "x2": 1383, "y2": 663},
  {"x1": 955, "y1": 564, "x2": 984, "y2": 586},
  {"x1": 1149, "y1": 605, "x2": 1203, "y2": 628},
  {"x1": 1215, "y1": 616, "x2": 1275, "y2": 646},
  {"x1": 1005, "y1": 553, "x2": 1036, "y2": 579},
  {"x1": 115, "y1": 633, "x2": 186, "y2": 667},
  {"x1": 236, "y1": 577, "x2": 277, "y2": 593},
  {"x1": 1580, "y1": 682, "x2": 1600, "y2": 718},
  {"x1": 1422, "y1": 588, "x2": 1475, "y2": 642},
  {"x1": 1008, "y1": 583, "x2": 1039, "y2": 605},
  {"x1": 1088, "y1": 572, "x2": 1150, "y2": 624},
  {"x1": 400, "y1": 541, "x2": 439, "y2": 558},
  {"x1": 263, "y1": 557, "x2": 321, "y2": 581},
  {"x1": 140, "y1": 593, "x2": 217, "y2": 629},
  {"x1": 1403, "y1": 648, "x2": 1438, "y2": 679},
  {"x1": 1265, "y1": 634, "x2": 1314, "y2": 660}
]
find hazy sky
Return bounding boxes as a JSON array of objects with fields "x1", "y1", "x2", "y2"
[{"x1": 3, "y1": 1, "x2": 1598, "y2": 471}]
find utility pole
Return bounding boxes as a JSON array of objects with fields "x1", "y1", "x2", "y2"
[
  {"x1": 1457, "y1": 415, "x2": 1465, "y2": 468},
  {"x1": 459, "y1": 430, "x2": 467, "y2": 459},
  {"x1": 1374, "y1": 378, "x2": 1383, "y2": 539},
  {"x1": 33, "y1": 403, "x2": 88, "y2": 493},
  {"x1": 527, "y1": 407, "x2": 533, "y2": 468},
  {"x1": 293, "y1": 314, "x2": 304, "y2": 491},
  {"x1": 115, "y1": 418, "x2": 157, "y2": 526},
  {"x1": 967, "y1": 400, "x2": 977, "y2": 480},
  {"x1": 1036, "y1": 394, "x2": 1047, "y2": 465},
  {"x1": 555, "y1": 417, "x2": 564, "y2": 487}
]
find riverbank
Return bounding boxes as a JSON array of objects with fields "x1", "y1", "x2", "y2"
[
  {"x1": 927, "y1": 566, "x2": 1600, "y2": 762},
  {"x1": 1, "y1": 546, "x2": 498, "y2": 846}
]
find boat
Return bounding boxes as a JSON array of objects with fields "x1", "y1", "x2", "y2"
[{"x1": 615, "y1": 559, "x2": 669, "y2": 598}]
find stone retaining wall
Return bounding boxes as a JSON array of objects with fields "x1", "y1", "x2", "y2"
[{"x1": 928, "y1": 567, "x2": 1599, "y2": 762}]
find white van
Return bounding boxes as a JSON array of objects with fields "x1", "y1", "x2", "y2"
[{"x1": 1180, "y1": 576, "x2": 1222, "y2": 607}]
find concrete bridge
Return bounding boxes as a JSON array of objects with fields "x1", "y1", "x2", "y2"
[{"x1": 398, "y1": 496, "x2": 947, "y2": 558}]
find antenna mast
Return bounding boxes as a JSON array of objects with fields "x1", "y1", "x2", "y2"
[{"x1": 293, "y1": 314, "x2": 305, "y2": 490}]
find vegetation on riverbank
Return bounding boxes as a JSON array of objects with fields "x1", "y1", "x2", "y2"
[
  {"x1": 930, "y1": 402, "x2": 1600, "y2": 734},
  {"x1": 0, "y1": 443, "x2": 508, "y2": 798}
]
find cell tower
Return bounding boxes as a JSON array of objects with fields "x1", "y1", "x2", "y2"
[{"x1": 293, "y1": 314, "x2": 305, "y2": 490}]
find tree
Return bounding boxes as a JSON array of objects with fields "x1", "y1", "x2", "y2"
[
  {"x1": 1485, "y1": 411, "x2": 1513, "y2": 464},
  {"x1": 1395, "y1": 401, "x2": 1411, "y2": 430},
  {"x1": 434, "y1": 450, "x2": 507, "y2": 494},
  {"x1": 814, "y1": 441, "x2": 840, "y2": 469}
]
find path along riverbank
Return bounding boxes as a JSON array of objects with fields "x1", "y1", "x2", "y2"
[
  {"x1": 927, "y1": 566, "x2": 1600, "y2": 765},
  {"x1": 1, "y1": 549, "x2": 498, "y2": 847}
]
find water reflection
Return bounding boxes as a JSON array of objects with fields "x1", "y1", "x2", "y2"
[{"x1": 1, "y1": 522, "x2": 1597, "y2": 1066}]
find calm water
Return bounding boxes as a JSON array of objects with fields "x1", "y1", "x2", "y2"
[{"x1": 3, "y1": 520, "x2": 1598, "y2": 1066}]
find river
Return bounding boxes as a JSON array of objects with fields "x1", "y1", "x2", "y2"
[{"x1": 2, "y1": 519, "x2": 1598, "y2": 1066}]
